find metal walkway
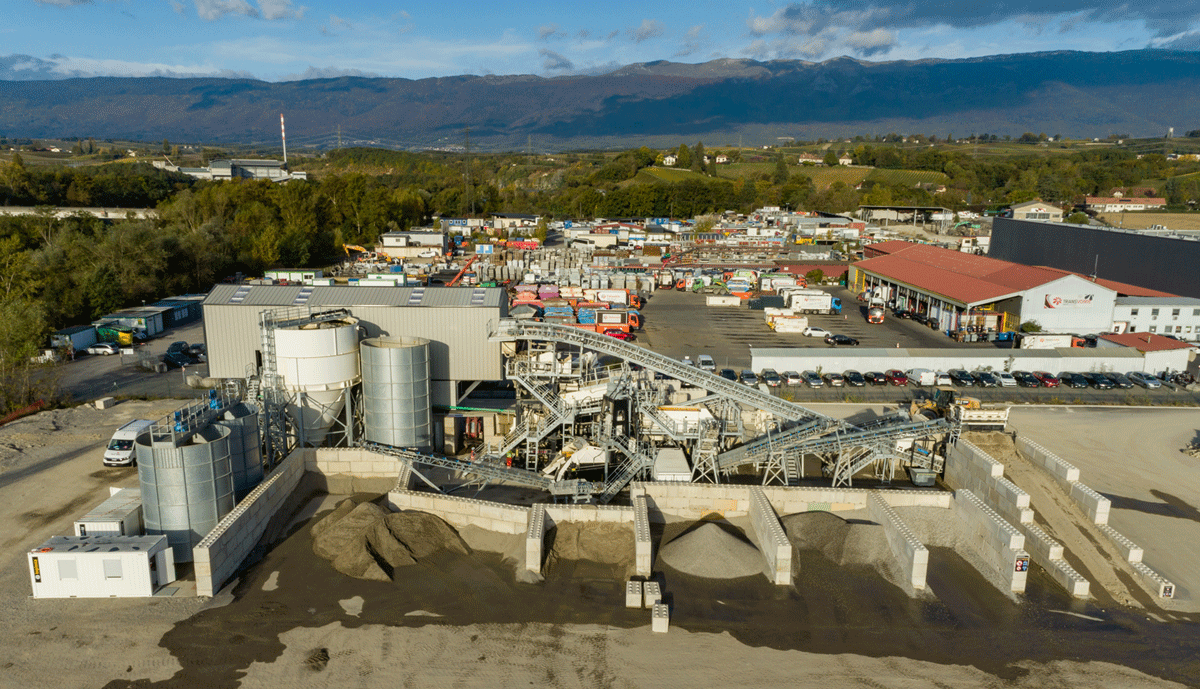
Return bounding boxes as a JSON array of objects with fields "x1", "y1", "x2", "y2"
[{"x1": 491, "y1": 320, "x2": 823, "y2": 422}]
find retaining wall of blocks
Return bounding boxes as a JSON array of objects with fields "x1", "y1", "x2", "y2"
[
  {"x1": 194, "y1": 448, "x2": 307, "y2": 597},
  {"x1": 1131, "y1": 561, "x2": 1176, "y2": 599},
  {"x1": 953, "y1": 489, "x2": 1030, "y2": 593},
  {"x1": 748, "y1": 487, "x2": 793, "y2": 586},
  {"x1": 633, "y1": 496, "x2": 652, "y2": 577},
  {"x1": 385, "y1": 490, "x2": 531, "y2": 534},
  {"x1": 1019, "y1": 521, "x2": 1090, "y2": 597},
  {"x1": 867, "y1": 491, "x2": 929, "y2": 590},
  {"x1": 946, "y1": 441, "x2": 1033, "y2": 525},
  {"x1": 1097, "y1": 524, "x2": 1143, "y2": 563},
  {"x1": 526, "y1": 504, "x2": 548, "y2": 573},
  {"x1": 1016, "y1": 438, "x2": 1111, "y2": 525},
  {"x1": 630, "y1": 481, "x2": 950, "y2": 521}
]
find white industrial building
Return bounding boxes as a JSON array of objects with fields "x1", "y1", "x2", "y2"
[
  {"x1": 1096, "y1": 332, "x2": 1197, "y2": 373},
  {"x1": 74, "y1": 488, "x2": 143, "y2": 537},
  {"x1": 28, "y1": 534, "x2": 175, "y2": 598},
  {"x1": 852, "y1": 241, "x2": 1181, "y2": 336},
  {"x1": 202, "y1": 285, "x2": 507, "y2": 407},
  {"x1": 379, "y1": 231, "x2": 447, "y2": 258},
  {"x1": 1111, "y1": 297, "x2": 1200, "y2": 341},
  {"x1": 750, "y1": 347, "x2": 1159, "y2": 377}
]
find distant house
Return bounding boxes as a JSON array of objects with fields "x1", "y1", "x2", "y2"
[
  {"x1": 1085, "y1": 197, "x2": 1167, "y2": 213},
  {"x1": 492, "y1": 213, "x2": 540, "y2": 231},
  {"x1": 837, "y1": 156, "x2": 853, "y2": 165},
  {"x1": 662, "y1": 155, "x2": 677, "y2": 166},
  {"x1": 797, "y1": 154, "x2": 823, "y2": 165},
  {"x1": 715, "y1": 155, "x2": 729, "y2": 164},
  {"x1": 1009, "y1": 200, "x2": 1063, "y2": 222}
]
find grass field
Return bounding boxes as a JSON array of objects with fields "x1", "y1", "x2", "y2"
[{"x1": 1096, "y1": 212, "x2": 1200, "y2": 230}]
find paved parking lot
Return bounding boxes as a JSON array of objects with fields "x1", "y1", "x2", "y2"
[{"x1": 639, "y1": 286, "x2": 1008, "y2": 372}]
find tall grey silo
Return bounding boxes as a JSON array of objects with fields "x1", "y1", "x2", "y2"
[
  {"x1": 216, "y1": 403, "x2": 263, "y2": 500},
  {"x1": 360, "y1": 336, "x2": 432, "y2": 450}
]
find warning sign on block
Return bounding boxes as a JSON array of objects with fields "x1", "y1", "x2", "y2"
[{"x1": 1015, "y1": 557, "x2": 1029, "y2": 573}]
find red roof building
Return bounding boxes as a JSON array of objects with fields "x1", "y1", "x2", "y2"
[{"x1": 1098, "y1": 332, "x2": 1195, "y2": 352}]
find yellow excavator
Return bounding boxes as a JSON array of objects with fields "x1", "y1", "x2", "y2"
[{"x1": 910, "y1": 386, "x2": 981, "y2": 419}]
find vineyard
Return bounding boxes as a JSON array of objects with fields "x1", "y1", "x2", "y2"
[
  {"x1": 865, "y1": 169, "x2": 950, "y2": 186},
  {"x1": 634, "y1": 167, "x2": 710, "y2": 183}
]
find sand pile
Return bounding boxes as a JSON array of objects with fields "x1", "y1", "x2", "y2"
[
  {"x1": 780, "y1": 510, "x2": 892, "y2": 567},
  {"x1": 311, "y1": 500, "x2": 469, "y2": 581},
  {"x1": 658, "y1": 522, "x2": 762, "y2": 579},
  {"x1": 547, "y1": 522, "x2": 634, "y2": 563}
]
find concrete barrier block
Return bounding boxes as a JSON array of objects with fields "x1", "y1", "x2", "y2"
[
  {"x1": 1131, "y1": 561, "x2": 1175, "y2": 598},
  {"x1": 626, "y1": 581, "x2": 643, "y2": 608},
  {"x1": 1044, "y1": 559, "x2": 1090, "y2": 598},
  {"x1": 651, "y1": 603, "x2": 669, "y2": 633},
  {"x1": 94, "y1": 396, "x2": 116, "y2": 410},
  {"x1": 643, "y1": 581, "x2": 662, "y2": 608},
  {"x1": 1020, "y1": 522, "x2": 1064, "y2": 562},
  {"x1": 1098, "y1": 525, "x2": 1144, "y2": 563},
  {"x1": 1068, "y1": 482, "x2": 1111, "y2": 525}
]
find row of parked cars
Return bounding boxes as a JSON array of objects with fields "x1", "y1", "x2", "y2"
[
  {"x1": 720, "y1": 366, "x2": 1181, "y2": 390},
  {"x1": 161, "y1": 341, "x2": 206, "y2": 368}
]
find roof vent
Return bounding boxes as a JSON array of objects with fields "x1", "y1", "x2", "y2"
[{"x1": 228, "y1": 286, "x2": 252, "y2": 304}]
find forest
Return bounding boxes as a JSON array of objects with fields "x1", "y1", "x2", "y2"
[{"x1": 1, "y1": 140, "x2": 1199, "y2": 412}]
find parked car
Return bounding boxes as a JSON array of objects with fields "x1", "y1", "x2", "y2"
[
  {"x1": 740, "y1": 370, "x2": 759, "y2": 386},
  {"x1": 87, "y1": 342, "x2": 119, "y2": 356},
  {"x1": 1128, "y1": 371, "x2": 1162, "y2": 389},
  {"x1": 1012, "y1": 371, "x2": 1041, "y2": 387},
  {"x1": 166, "y1": 341, "x2": 190, "y2": 354},
  {"x1": 188, "y1": 343, "x2": 208, "y2": 362},
  {"x1": 974, "y1": 371, "x2": 998, "y2": 387},
  {"x1": 948, "y1": 369, "x2": 976, "y2": 386},
  {"x1": 864, "y1": 371, "x2": 889, "y2": 386},
  {"x1": 893, "y1": 309, "x2": 912, "y2": 319},
  {"x1": 798, "y1": 370, "x2": 822, "y2": 387},
  {"x1": 823, "y1": 372, "x2": 845, "y2": 387},
  {"x1": 885, "y1": 369, "x2": 908, "y2": 386},
  {"x1": 1060, "y1": 372, "x2": 1089, "y2": 389},
  {"x1": 1082, "y1": 372, "x2": 1115, "y2": 389},
  {"x1": 1105, "y1": 372, "x2": 1134, "y2": 389},
  {"x1": 697, "y1": 354, "x2": 716, "y2": 372},
  {"x1": 760, "y1": 369, "x2": 783, "y2": 387},
  {"x1": 995, "y1": 371, "x2": 1017, "y2": 387},
  {"x1": 843, "y1": 370, "x2": 866, "y2": 387},
  {"x1": 783, "y1": 370, "x2": 803, "y2": 385},
  {"x1": 603, "y1": 330, "x2": 635, "y2": 341},
  {"x1": 162, "y1": 351, "x2": 191, "y2": 369},
  {"x1": 719, "y1": 368, "x2": 738, "y2": 382},
  {"x1": 680, "y1": 357, "x2": 695, "y2": 367},
  {"x1": 803, "y1": 326, "x2": 832, "y2": 338},
  {"x1": 824, "y1": 334, "x2": 860, "y2": 346},
  {"x1": 1033, "y1": 371, "x2": 1060, "y2": 387},
  {"x1": 934, "y1": 371, "x2": 953, "y2": 386}
]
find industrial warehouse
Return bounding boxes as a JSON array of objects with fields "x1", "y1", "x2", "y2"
[{"x1": 850, "y1": 240, "x2": 1198, "y2": 338}]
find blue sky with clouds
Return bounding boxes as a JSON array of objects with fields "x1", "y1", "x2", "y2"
[{"x1": 4, "y1": 0, "x2": 1199, "y2": 81}]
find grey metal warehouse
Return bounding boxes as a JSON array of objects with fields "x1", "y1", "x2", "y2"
[{"x1": 202, "y1": 284, "x2": 508, "y2": 406}]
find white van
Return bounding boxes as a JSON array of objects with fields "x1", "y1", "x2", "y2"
[
  {"x1": 697, "y1": 354, "x2": 716, "y2": 372},
  {"x1": 906, "y1": 368, "x2": 937, "y2": 387},
  {"x1": 104, "y1": 419, "x2": 154, "y2": 467}
]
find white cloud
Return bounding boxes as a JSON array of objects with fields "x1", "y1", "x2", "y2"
[
  {"x1": 171, "y1": 0, "x2": 185, "y2": 13},
  {"x1": 627, "y1": 19, "x2": 664, "y2": 43},
  {"x1": 537, "y1": 24, "x2": 564, "y2": 40},
  {"x1": 34, "y1": 0, "x2": 91, "y2": 6},
  {"x1": 0, "y1": 52, "x2": 255, "y2": 79},
  {"x1": 193, "y1": 0, "x2": 258, "y2": 21},
  {"x1": 280, "y1": 65, "x2": 381, "y2": 80},
  {"x1": 674, "y1": 24, "x2": 706, "y2": 57},
  {"x1": 258, "y1": 0, "x2": 305, "y2": 21},
  {"x1": 843, "y1": 28, "x2": 896, "y2": 56},
  {"x1": 330, "y1": 14, "x2": 351, "y2": 29},
  {"x1": 539, "y1": 48, "x2": 573, "y2": 72}
]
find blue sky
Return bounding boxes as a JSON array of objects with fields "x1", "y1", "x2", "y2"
[{"x1": 4, "y1": 0, "x2": 1200, "y2": 81}]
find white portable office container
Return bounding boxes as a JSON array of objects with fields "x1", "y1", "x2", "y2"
[
  {"x1": 28, "y1": 534, "x2": 175, "y2": 598},
  {"x1": 654, "y1": 448, "x2": 692, "y2": 482},
  {"x1": 74, "y1": 487, "x2": 143, "y2": 537}
]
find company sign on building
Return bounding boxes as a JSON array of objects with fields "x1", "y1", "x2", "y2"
[{"x1": 1044, "y1": 294, "x2": 1095, "y2": 309}]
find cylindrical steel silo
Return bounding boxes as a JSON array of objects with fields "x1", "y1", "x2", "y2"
[
  {"x1": 275, "y1": 318, "x2": 361, "y2": 447},
  {"x1": 216, "y1": 403, "x2": 263, "y2": 500},
  {"x1": 137, "y1": 424, "x2": 235, "y2": 562},
  {"x1": 360, "y1": 336, "x2": 432, "y2": 449}
]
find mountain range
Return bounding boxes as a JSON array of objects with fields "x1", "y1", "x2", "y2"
[{"x1": 1, "y1": 50, "x2": 1199, "y2": 151}]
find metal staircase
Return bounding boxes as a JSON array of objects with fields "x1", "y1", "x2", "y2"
[{"x1": 597, "y1": 434, "x2": 656, "y2": 503}]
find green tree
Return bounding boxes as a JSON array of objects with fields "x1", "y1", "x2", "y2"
[
  {"x1": 675, "y1": 144, "x2": 692, "y2": 170},
  {"x1": 823, "y1": 151, "x2": 839, "y2": 166},
  {"x1": 692, "y1": 142, "x2": 707, "y2": 175},
  {"x1": 772, "y1": 155, "x2": 789, "y2": 185},
  {"x1": 162, "y1": 138, "x2": 170, "y2": 154},
  {"x1": 1065, "y1": 212, "x2": 1090, "y2": 224},
  {"x1": 86, "y1": 264, "x2": 124, "y2": 319},
  {"x1": 1019, "y1": 320, "x2": 1043, "y2": 333}
]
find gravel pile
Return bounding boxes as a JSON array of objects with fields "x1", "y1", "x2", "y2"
[
  {"x1": 658, "y1": 522, "x2": 763, "y2": 579},
  {"x1": 780, "y1": 509, "x2": 892, "y2": 567},
  {"x1": 548, "y1": 522, "x2": 634, "y2": 565},
  {"x1": 311, "y1": 499, "x2": 469, "y2": 581}
]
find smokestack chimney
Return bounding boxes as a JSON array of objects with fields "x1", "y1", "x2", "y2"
[{"x1": 280, "y1": 113, "x2": 288, "y2": 167}]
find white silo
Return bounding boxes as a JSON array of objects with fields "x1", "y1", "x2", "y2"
[{"x1": 274, "y1": 317, "x2": 361, "y2": 447}]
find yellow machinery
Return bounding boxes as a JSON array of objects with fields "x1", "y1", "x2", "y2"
[{"x1": 910, "y1": 387, "x2": 981, "y2": 418}]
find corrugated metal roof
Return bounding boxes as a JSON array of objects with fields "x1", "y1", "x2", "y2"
[
  {"x1": 1099, "y1": 333, "x2": 1197, "y2": 352},
  {"x1": 854, "y1": 254, "x2": 1026, "y2": 305},
  {"x1": 203, "y1": 284, "x2": 504, "y2": 308},
  {"x1": 1115, "y1": 296, "x2": 1200, "y2": 306}
]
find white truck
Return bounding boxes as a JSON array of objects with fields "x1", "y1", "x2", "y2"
[
  {"x1": 51, "y1": 325, "x2": 98, "y2": 354},
  {"x1": 783, "y1": 289, "x2": 839, "y2": 314},
  {"x1": 1019, "y1": 334, "x2": 1082, "y2": 349},
  {"x1": 104, "y1": 419, "x2": 154, "y2": 467}
]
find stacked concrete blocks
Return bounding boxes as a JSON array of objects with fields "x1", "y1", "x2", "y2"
[
  {"x1": 544, "y1": 504, "x2": 633, "y2": 524},
  {"x1": 625, "y1": 580, "x2": 643, "y2": 608},
  {"x1": 747, "y1": 486, "x2": 794, "y2": 586},
  {"x1": 386, "y1": 490, "x2": 530, "y2": 535},
  {"x1": 866, "y1": 491, "x2": 929, "y2": 590},
  {"x1": 526, "y1": 503, "x2": 547, "y2": 574},
  {"x1": 643, "y1": 581, "x2": 662, "y2": 607},
  {"x1": 877, "y1": 489, "x2": 952, "y2": 509},
  {"x1": 1016, "y1": 438, "x2": 1111, "y2": 525},
  {"x1": 947, "y1": 441, "x2": 1033, "y2": 525},
  {"x1": 1020, "y1": 521, "x2": 1090, "y2": 597},
  {"x1": 1131, "y1": 561, "x2": 1176, "y2": 598},
  {"x1": 760, "y1": 486, "x2": 871, "y2": 515},
  {"x1": 651, "y1": 603, "x2": 670, "y2": 633},
  {"x1": 953, "y1": 489, "x2": 1031, "y2": 593},
  {"x1": 1097, "y1": 524, "x2": 1143, "y2": 563},
  {"x1": 633, "y1": 495, "x2": 652, "y2": 577},
  {"x1": 194, "y1": 448, "x2": 307, "y2": 597},
  {"x1": 629, "y1": 482, "x2": 750, "y2": 521}
]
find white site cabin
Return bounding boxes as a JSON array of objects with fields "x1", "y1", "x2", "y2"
[{"x1": 28, "y1": 534, "x2": 175, "y2": 598}]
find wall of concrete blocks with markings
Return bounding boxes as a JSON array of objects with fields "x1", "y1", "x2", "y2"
[{"x1": 953, "y1": 488, "x2": 1031, "y2": 593}]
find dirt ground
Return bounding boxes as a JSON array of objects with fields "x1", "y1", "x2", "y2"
[
  {"x1": 1008, "y1": 407, "x2": 1200, "y2": 611},
  {"x1": 1096, "y1": 212, "x2": 1200, "y2": 231}
]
